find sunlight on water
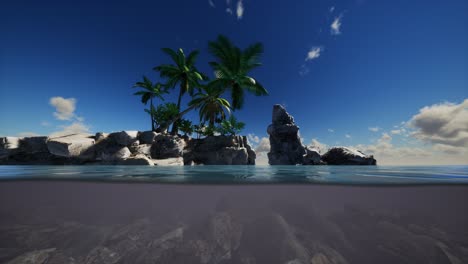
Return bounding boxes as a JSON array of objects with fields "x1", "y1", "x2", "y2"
[{"x1": 1, "y1": 165, "x2": 468, "y2": 184}]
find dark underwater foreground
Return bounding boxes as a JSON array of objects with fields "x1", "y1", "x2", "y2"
[{"x1": 0, "y1": 182, "x2": 467, "y2": 264}]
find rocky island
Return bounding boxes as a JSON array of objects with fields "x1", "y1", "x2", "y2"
[
  {"x1": 267, "y1": 104, "x2": 376, "y2": 165},
  {"x1": 0, "y1": 132, "x2": 255, "y2": 165},
  {"x1": 0, "y1": 105, "x2": 376, "y2": 166}
]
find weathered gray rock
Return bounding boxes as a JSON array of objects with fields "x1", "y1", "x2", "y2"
[
  {"x1": 1, "y1": 132, "x2": 257, "y2": 165},
  {"x1": 94, "y1": 132, "x2": 109, "y2": 142},
  {"x1": 151, "y1": 134, "x2": 185, "y2": 159},
  {"x1": 101, "y1": 146, "x2": 131, "y2": 162},
  {"x1": 302, "y1": 147, "x2": 321, "y2": 165},
  {"x1": 132, "y1": 144, "x2": 152, "y2": 157},
  {"x1": 321, "y1": 147, "x2": 376, "y2": 165},
  {"x1": 184, "y1": 135, "x2": 255, "y2": 165},
  {"x1": 128, "y1": 140, "x2": 140, "y2": 153},
  {"x1": 138, "y1": 131, "x2": 158, "y2": 144},
  {"x1": 267, "y1": 105, "x2": 306, "y2": 165},
  {"x1": 19, "y1": 137, "x2": 49, "y2": 153},
  {"x1": 117, "y1": 154, "x2": 154, "y2": 165},
  {"x1": 47, "y1": 134, "x2": 95, "y2": 159},
  {"x1": 110, "y1": 131, "x2": 139, "y2": 146},
  {"x1": 152, "y1": 157, "x2": 184, "y2": 166}
]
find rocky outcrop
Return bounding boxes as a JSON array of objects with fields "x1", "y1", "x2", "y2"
[
  {"x1": 138, "y1": 131, "x2": 158, "y2": 144},
  {"x1": 267, "y1": 105, "x2": 306, "y2": 165},
  {"x1": 266, "y1": 104, "x2": 377, "y2": 165},
  {"x1": 302, "y1": 147, "x2": 321, "y2": 165},
  {"x1": 321, "y1": 147, "x2": 376, "y2": 165},
  {"x1": 151, "y1": 134, "x2": 185, "y2": 159},
  {"x1": 0, "y1": 132, "x2": 256, "y2": 165},
  {"x1": 47, "y1": 134, "x2": 96, "y2": 159},
  {"x1": 184, "y1": 135, "x2": 256, "y2": 165},
  {"x1": 110, "y1": 130, "x2": 139, "y2": 146}
]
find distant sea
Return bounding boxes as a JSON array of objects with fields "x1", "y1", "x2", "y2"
[{"x1": 1, "y1": 165, "x2": 467, "y2": 184}]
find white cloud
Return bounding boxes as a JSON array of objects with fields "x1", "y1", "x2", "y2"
[
  {"x1": 247, "y1": 133, "x2": 260, "y2": 144},
  {"x1": 49, "y1": 97, "x2": 76, "y2": 120},
  {"x1": 41, "y1": 121, "x2": 51, "y2": 127},
  {"x1": 49, "y1": 122, "x2": 91, "y2": 138},
  {"x1": 380, "y1": 132, "x2": 392, "y2": 141},
  {"x1": 368, "y1": 126, "x2": 380, "y2": 132},
  {"x1": 226, "y1": 7, "x2": 233, "y2": 14},
  {"x1": 350, "y1": 131, "x2": 467, "y2": 165},
  {"x1": 236, "y1": 0, "x2": 244, "y2": 19},
  {"x1": 255, "y1": 137, "x2": 270, "y2": 153},
  {"x1": 254, "y1": 137, "x2": 270, "y2": 165},
  {"x1": 328, "y1": 128, "x2": 335, "y2": 133},
  {"x1": 208, "y1": 0, "x2": 215, "y2": 7},
  {"x1": 305, "y1": 47, "x2": 323, "y2": 61},
  {"x1": 331, "y1": 14, "x2": 343, "y2": 35},
  {"x1": 345, "y1": 134, "x2": 351, "y2": 139},
  {"x1": 391, "y1": 129, "x2": 402, "y2": 135},
  {"x1": 409, "y1": 99, "x2": 468, "y2": 148},
  {"x1": 329, "y1": 6, "x2": 335, "y2": 13},
  {"x1": 308, "y1": 138, "x2": 328, "y2": 154}
]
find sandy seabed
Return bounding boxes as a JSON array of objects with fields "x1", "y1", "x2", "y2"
[{"x1": 1, "y1": 182, "x2": 467, "y2": 263}]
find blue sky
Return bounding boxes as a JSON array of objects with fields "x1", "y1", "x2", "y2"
[{"x1": 1, "y1": 0, "x2": 467, "y2": 164}]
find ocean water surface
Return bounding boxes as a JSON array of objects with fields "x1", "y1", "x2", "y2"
[{"x1": 1, "y1": 165, "x2": 467, "y2": 184}]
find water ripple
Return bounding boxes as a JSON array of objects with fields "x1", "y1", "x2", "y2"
[{"x1": 0, "y1": 165, "x2": 467, "y2": 185}]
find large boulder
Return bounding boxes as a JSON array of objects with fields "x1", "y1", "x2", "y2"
[
  {"x1": 101, "y1": 146, "x2": 132, "y2": 162},
  {"x1": 110, "y1": 131, "x2": 139, "y2": 146},
  {"x1": 267, "y1": 105, "x2": 306, "y2": 165},
  {"x1": 117, "y1": 154, "x2": 154, "y2": 165},
  {"x1": 132, "y1": 144, "x2": 152, "y2": 157},
  {"x1": 94, "y1": 132, "x2": 109, "y2": 142},
  {"x1": 302, "y1": 147, "x2": 321, "y2": 165},
  {"x1": 184, "y1": 135, "x2": 255, "y2": 165},
  {"x1": 46, "y1": 134, "x2": 95, "y2": 159},
  {"x1": 19, "y1": 137, "x2": 49, "y2": 153},
  {"x1": 321, "y1": 147, "x2": 376, "y2": 165},
  {"x1": 138, "y1": 131, "x2": 158, "y2": 144},
  {"x1": 151, "y1": 134, "x2": 185, "y2": 159},
  {"x1": 153, "y1": 157, "x2": 184, "y2": 166}
]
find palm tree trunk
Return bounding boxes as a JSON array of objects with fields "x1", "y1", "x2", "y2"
[
  {"x1": 170, "y1": 82, "x2": 185, "y2": 135},
  {"x1": 150, "y1": 98, "x2": 155, "y2": 131},
  {"x1": 158, "y1": 104, "x2": 198, "y2": 133}
]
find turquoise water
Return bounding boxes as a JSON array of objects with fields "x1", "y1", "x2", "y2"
[{"x1": 1, "y1": 165, "x2": 467, "y2": 184}]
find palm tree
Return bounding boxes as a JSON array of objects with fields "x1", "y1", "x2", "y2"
[
  {"x1": 189, "y1": 86, "x2": 231, "y2": 127},
  {"x1": 154, "y1": 48, "x2": 207, "y2": 134},
  {"x1": 133, "y1": 76, "x2": 167, "y2": 131},
  {"x1": 156, "y1": 86, "x2": 230, "y2": 133},
  {"x1": 207, "y1": 35, "x2": 268, "y2": 110}
]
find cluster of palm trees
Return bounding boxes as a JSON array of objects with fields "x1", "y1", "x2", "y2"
[{"x1": 133, "y1": 35, "x2": 268, "y2": 136}]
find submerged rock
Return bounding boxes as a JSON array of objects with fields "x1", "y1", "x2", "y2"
[
  {"x1": 5, "y1": 248, "x2": 58, "y2": 264},
  {"x1": 267, "y1": 105, "x2": 305, "y2": 165},
  {"x1": 117, "y1": 154, "x2": 154, "y2": 165},
  {"x1": 322, "y1": 147, "x2": 376, "y2": 165}
]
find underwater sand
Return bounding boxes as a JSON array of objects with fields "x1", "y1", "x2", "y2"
[{"x1": 1, "y1": 181, "x2": 467, "y2": 263}]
